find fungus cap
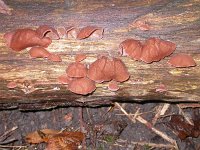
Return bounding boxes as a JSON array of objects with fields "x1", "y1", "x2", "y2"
[
  {"x1": 4, "y1": 29, "x2": 52, "y2": 51},
  {"x1": 168, "y1": 54, "x2": 196, "y2": 68},
  {"x1": 87, "y1": 56, "x2": 107, "y2": 83},
  {"x1": 48, "y1": 54, "x2": 62, "y2": 62},
  {"x1": 108, "y1": 81, "x2": 119, "y2": 91},
  {"x1": 113, "y1": 58, "x2": 130, "y2": 82},
  {"x1": 29, "y1": 46, "x2": 51, "y2": 58},
  {"x1": 77, "y1": 26, "x2": 104, "y2": 40},
  {"x1": 36, "y1": 25, "x2": 60, "y2": 40},
  {"x1": 119, "y1": 39, "x2": 143, "y2": 60},
  {"x1": 87, "y1": 56, "x2": 114, "y2": 83},
  {"x1": 66, "y1": 62, "x2": 87, "y2": 78},
  {"x1": 57, "y1": 74, "x2": 72, "y2": 84},
  {"x1": 140, "y1": 38, "x2": 176, "y2": 63},
  {"x1": 75, "y1": 54, "x2": 87, "y2": 62},
  {"x1": 68, "y1": 77, "x2": 96, "y2": 95}
]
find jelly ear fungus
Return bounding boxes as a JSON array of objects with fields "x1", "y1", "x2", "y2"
[{"x1": 4, "y1": 28, "x2": 52, "y2": 51}]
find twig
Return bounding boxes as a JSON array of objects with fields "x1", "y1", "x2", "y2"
[
  {"x1": 117, "y1": 139, "x2": 176, "y2": 149},
  {"x1": 79, "y1": 107, "x2": 86, "y2": 150},
  {"x1": 178, "y1": 103, "x2": 200, "y2": 108},
  {"x1": 0, "y1": 126, "x2": 18, "y2": 142},
  {"x1": 132, "y1": 108, "x2": 140, "y2": 123},
  {"x1": 115, "y1": 110, "x2": 155, "y2": 116},
  {"x1": 177, "y1": 105, "x2": 193, "y2": 125},
  {"x1": 114, "y1": 102, "x2": 179, "y2": 150},
  {"x1": 0, "y1": 145, "x2": 27, "y2": 148},
  {"x1": 0, "y1": 138, "x2": 17, "y2": 145},
  {"x1": 152, "y1": 104, "x2": 170, "y2": 125},
  {"x1": 98, "y1": 139, "x2": 175, "y2": 149}
]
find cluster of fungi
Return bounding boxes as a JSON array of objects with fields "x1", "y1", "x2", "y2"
[{"x1": 4, "y1": 24, "x2": 196, "y2": 95}]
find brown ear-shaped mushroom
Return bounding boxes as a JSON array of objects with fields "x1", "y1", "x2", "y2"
[
  {"x1": 113, "y1": 58, "x2": 130, "y2": 82},
  {"x1": 7, "y1": 81, "x2": 17, "y2": 89},
  {"x1": 158, "y1": 38, "x2": 176, "y2": 58},
  {"x1": 57, "y1": 74, "x2": 72, "y2": 84},
  {"x1": 131, "y1": 20, "x2": 151, "y2": 31},
  {"x1": 75, "y1": 54, "x2": 87, "y2": 62},
  {"x1": 77, "y1": 26, "x2": 104, "y2": 40},
  {"x1": 102, "y1": 58, "x2": 115, "y2": 81},
  {"x1": 168, "y1": 53, "x2": 196, "y2": 68},
  {"x1": 87, "y1": 56, "x2": 106, "y2": 83},
  {"x1": 66, "y1": 26, "x2": 79, "y2": 39},
  {"x1": 4, "y1": 29, "x2": 52, "y2": 51},
  {"x1": 48, "y1": 54, "x2": 62, "y2": 62},
  {"x1": 29, "y1": 46, "x2": 51, "y2": 58},
  {"x1": 36, "y1": 25, "x2": 60, "y2": 40},
  {"x1": 66, "y1": 62, "x2": 88, "y2": 78},
  {"x1": 87, "y1": 56, "x2": 114, "y2": 83},
  {"x1": 68, "y1": 77, "x2": 96, "y2": 95},
  {"x1": 108, "y1": 81, "x2": 119, "y2": 92},
  {"x1": 119, "y1": 39, "x2": 143, "y2": 60},
  {"x1": 140, "y1": 38, "x2": 176, "y2": 63}
]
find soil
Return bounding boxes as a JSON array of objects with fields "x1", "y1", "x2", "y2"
[{"x1": 0, "y1": 103, "x2": 199, "y2": 150}]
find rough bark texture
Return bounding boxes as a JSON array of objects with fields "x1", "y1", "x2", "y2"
[{"x1": 0, "y1": 0, "x2": 200, "y2": 110}]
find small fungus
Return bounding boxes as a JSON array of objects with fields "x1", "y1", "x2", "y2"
[
  {"x1": 113, "y1": 58, "x2": 130, "y2": 82},
  {"x1": 4, "y1": 29, "x2": 52, "y2": 51},
  {"x1": 57, "y1": 74, "x2": 72, "y2": 84},
  {"x1": 29, "y1": 46, "x2": 51, "y2": 58},
  {"x1": 108, "y1": 81, "x2": 119, "y2": 91},
  {"x1": 77, "y1": 26, "x2": 104, "y2": 40},
  {"x1": 68, "y1": 77, "x2": 96, "y2": 95},
  {"x1": 168, "y1": 53, "x2": 196, "y2": 68},
  {"x1": 7, "y1": 81, "x2": 17, "y2": 89},
  {"x1": 130, "y1": 20, "x2": 151, "y2": 31},
  {"x1": 48, "y1": 54, "x2": 62, "y2": 62},
  {"x1": 88, "y1": 56, "x2": 129, "y2": 83},
  {"x1": 140, "y1": 38, "x2": 176, "y2": 63},
  {"x1": 102, "y1": 58, "x2": 115, "y2": 81},
  {"x1": 87, "y1": 56, "x2": 113, "y2": 83},
  {"x1": 66, "y1": 26, "x2": 79, "y2": 39},
  {"x1": 36, "y1": 25, "x2": 60, "y2": 40},
  {"x1": 75, "y1": 54, "x2": 87, "y2": 62},
  {"x1": 119, "y1": 39, "x2": 143, "y2": 60},
  {"x1": 66, "y1": 62, "x2": 88, "y2": 78}
]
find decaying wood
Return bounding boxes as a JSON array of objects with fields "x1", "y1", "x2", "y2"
[{"x1": 0, "y1": 0, "x2": 200, "y2": 110}]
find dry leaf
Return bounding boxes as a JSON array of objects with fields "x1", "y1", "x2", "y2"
[
  {"x1": 26, "y1": 129, "x2": 84, "y2": 150},
  {"x1": 26, "y1": 129, "x2": 59, "y2": 144},
  {"x1": 46, "y1": 132, "x2": 84, "y2": 150},
  {"x1": 166, "y1": 115, "x2": 200, "y2": 140}
]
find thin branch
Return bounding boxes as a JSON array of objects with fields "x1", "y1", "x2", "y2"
[
  {"x1": 152, "y1": 104, "x2": 170, "y2": 125},
  {"x1": 114, "y1": 102, "x2": 179, "y2": 150},
  {"x1": 0, "y1": 126, "x2": 18, "y2": 142},
  {"x1": 177, "y1": 105, "x2": 193, "y2": 125}
]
